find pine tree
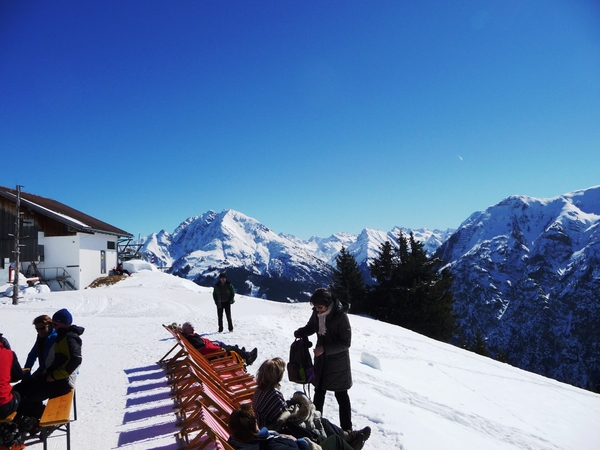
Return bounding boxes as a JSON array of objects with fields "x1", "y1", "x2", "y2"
[
  {"x1": 330, "y1": 246, "x2": 367, "y2": 313},
  {"x1": 473, "y1": 329, "x2": 490, "y2": 357},
  {"x1": 368, "y1": 240, "x2": 396, "y2": 319},
  {"x1": 367, "y1": 231, "x2": 456, "y2": 342}
]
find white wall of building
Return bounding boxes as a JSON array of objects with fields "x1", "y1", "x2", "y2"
[
  {"x1": 0, "y1": 258, "x2": 10, "y2": 285},
  {"x1": 37, "y1": 232, "x2": 81, "y2": 289},
  {"x1": 34, "y1": 232, "x2": 120, "y2": 290},
  {"x1": 78, "y1": 233, "x2": 119, "y2": 289}
]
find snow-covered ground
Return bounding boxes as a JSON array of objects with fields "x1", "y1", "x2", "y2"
[{"x1": 1, "y1": 270, "x2": 599, "y2": 449}]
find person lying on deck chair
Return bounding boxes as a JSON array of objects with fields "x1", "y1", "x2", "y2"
[{"x1": 180, "y1": 322, "x2": 258, "y2": 366}]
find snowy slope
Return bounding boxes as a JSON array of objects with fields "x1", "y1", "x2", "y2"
[{"x1": 2, "y1": 270, "x2": 599, "y2": 450}]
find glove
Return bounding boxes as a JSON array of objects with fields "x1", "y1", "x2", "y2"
[
  {"x1": 299, "y1": 438, "x2": 322, "y2": 450},
  {"x1": 294, "y1": 329, "x2": 302, "y2": 338},
  {"x1": 296, "y1": 438, "x2": 310, "y2": 450}
]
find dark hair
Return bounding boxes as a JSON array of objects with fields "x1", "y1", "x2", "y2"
[
  {"x1": 219, "y1": 272, "x2": 227, "y2": 278},
  {"x1": 0, "y1": 333, "x2": 10, "y2": 350},
  {"x1": 255, "y1": 357, "x2": 286, "y2": 390},
  {"x1": 310, "y1": 288, "x2": 332, "y2": 307},
  {"x1": 229, "y1": 404, "x2": 258, "y2": 443},
  {"x1": 33, "y1": 315, "x2": 52, "y2": 326}
]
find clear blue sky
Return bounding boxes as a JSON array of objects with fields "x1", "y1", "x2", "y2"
[{"x1": 1, "y1": 1, "x2": 599, "y2": 240}]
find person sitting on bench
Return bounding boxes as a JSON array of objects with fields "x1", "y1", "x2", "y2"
[
  {"x1": 15, "y1": 308, "x2": 83, "y2": 429},
  {"x1": 23, "y1": 315, "x2": 58, "y2": 380},
  {"x1": 180, "y1": 322, "x2": 258, "y2": 366},
  {"x1": 0, "y1": 334, "x2": 23, "y2": 420}
]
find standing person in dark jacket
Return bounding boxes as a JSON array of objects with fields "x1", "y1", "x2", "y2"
[
  {"x1": 294, "y1": 288, "x2": 354, "y2": 432},
  {"x1": 213, "y1": 272, "x2": 235, "y2": 332},
  {"x1": 16, "y1": 308, "x2": 84, "y2": 422},
  {"x1": 0, "y1": 334, "x2": 23, "y2": 420}
]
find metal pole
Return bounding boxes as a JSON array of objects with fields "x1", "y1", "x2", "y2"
[{"x1": 12, "y1": 185, "x2": 23, "y2": 305}]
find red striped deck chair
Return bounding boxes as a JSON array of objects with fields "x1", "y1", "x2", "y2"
[{"x1": 176, "y1": 404, "x2": 235, "y2": 450}]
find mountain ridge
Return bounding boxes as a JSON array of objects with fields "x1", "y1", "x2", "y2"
[
  {"x1": 140, "y1": 184, "x2": 600, "y2": 390},
  {"x1": 436, "y1": 185, "x2": 600, "y2": 390}
]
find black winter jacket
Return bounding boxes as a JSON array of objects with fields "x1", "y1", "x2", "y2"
[{"x1": 294, "y1": 298, "x2": 352, "y2": 391}]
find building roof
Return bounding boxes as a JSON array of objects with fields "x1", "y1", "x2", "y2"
[{"x1": 0, "y1": 186, "x2": 133, "y2": 238}]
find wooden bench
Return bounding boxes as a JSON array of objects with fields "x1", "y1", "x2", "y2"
[
  {"x1": 39, "y1": 389, "x2": 76, "y2": 450},
  {"x1": 0, "y1": 411, "x2": 16, "y2": 423}
]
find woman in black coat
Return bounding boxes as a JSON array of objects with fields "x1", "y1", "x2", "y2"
[{"x1": 294, "y1": 288, "x2": 353, "y2": 431}]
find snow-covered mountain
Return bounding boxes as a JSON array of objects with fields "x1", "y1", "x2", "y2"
[
  {"x1": 140, "y1": 209, "x2": 452, "y2": 301},
  {"x1": 436, "y1": 185, "x2": 600, "y2": 390},
  {"x1": 140, "y1": 186, "x2": 600, "y2": 390}
]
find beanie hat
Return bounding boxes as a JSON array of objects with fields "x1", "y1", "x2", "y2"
[
  {"x1": 310, "y1": 288, "x2": 333, "y2": 307},
  {"x1": 52, "y1": 308, "x2": 73, "y2": 325}
]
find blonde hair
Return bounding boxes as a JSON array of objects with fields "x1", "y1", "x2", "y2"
[{"x1": 255, "y1": 357, "x2": 286, "y2": 390}]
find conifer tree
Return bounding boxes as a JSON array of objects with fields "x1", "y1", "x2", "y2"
[
  {"x1": 368, "y1": 240, "x2": 396, "y2": 319},
  {"x1": 330, "y1": 246, "x2": 367, "y2": 313},
  {"x1": 473, "y1": 329, "x2": 490, "y2": 357},
  {"x1": 368, "y1": 231, "x2": 456, "y2": 342}
]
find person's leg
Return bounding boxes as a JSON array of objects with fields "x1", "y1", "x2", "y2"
[
  {"x1": 319, "y1": 434, "x2": 355, "y2": 450},
  {"x1": 222, "y1": 344, "x2": 247, "y2": 360},
  {"x1": 16, "y1": 380, "x2": 48, "y2": 419},
  {"x1": 0, "y1": 392, "x2": 20, "y2": 419},
  {"x1": 18, "y1": 379, "x2": 72, "y2": 419},
  {"x1": 313, "y1": 387, "x2": 326, "y2": 414},
  {"x1": 335, "y1": 390, "x2": 352, "y2": 431},
  {"x1": 46, "y1": 380, "x2": 72, "y2": 400},
  {"x1": 217, "y1": 306, "x2": 224, "y2": 332},
  {"x1": 320, "y1": 417, "x2": 346, "y2": 438},
  {"x1": 224, "y1": 302, "x2": 233, "y2": 331}
]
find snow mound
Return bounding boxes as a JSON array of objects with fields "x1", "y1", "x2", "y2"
[
  {"x1": 123, "y1": 259, "x2": 159, "y2": 273},
  {"x1": 361, "y1": 351, "x2": 382, "y2": 370}
]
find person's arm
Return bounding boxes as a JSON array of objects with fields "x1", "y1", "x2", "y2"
[
  {"x1": 185, "y1": 334, "x2": 207, "y2": 350},
  {"x1": 294, "y1": 312, "x2": 317, "y2": 338},
  {"x1": 24, "y1": 342, "x2": 37, "y2": 370},
  {"x1": 11, "y1": 351, "x2": 23, "y2": 382},
  {"x1": 322, "y1": 313, "x2": 352, "y2": 355}
]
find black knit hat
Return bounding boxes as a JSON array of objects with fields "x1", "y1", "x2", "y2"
[{"x1": 310, "y1": 288, "x2": 332, "y2": 307}]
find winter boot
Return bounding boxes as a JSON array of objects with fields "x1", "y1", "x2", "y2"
[{"x1": 347, "y1": 426, "x2": 371, "y2": 450}]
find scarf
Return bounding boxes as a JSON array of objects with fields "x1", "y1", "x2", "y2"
[{"x1": 317, "y1": 303, "x2": 333, "y2": 336}]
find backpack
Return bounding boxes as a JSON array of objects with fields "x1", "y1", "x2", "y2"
[{"x1": 287, "y1": 337, "x2": 315, "y2": 384}]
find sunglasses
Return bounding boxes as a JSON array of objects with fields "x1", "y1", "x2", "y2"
[{"x1": 35, "y1": 325, "x2": 48, "y2": 331}]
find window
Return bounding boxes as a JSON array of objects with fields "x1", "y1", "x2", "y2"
[
  {"x1": 107, "y1": 241, "x2": 116, "y2": 250},
  {"x1": 101, "y1": 250, "x2": 106, "y2": 274}
]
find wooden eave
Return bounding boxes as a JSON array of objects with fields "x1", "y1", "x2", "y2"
[{"x1": 0, "y1": 186, "x2": 133, "y2": 238}]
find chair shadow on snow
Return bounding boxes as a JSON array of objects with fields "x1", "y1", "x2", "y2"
[{"x1": 116, "y1": 364, "x2": 179, "y2": 448}]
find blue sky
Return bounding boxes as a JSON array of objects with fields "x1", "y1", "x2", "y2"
[{"x1": 1, "y1": 1, "x2": 599, "y2": 240}]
